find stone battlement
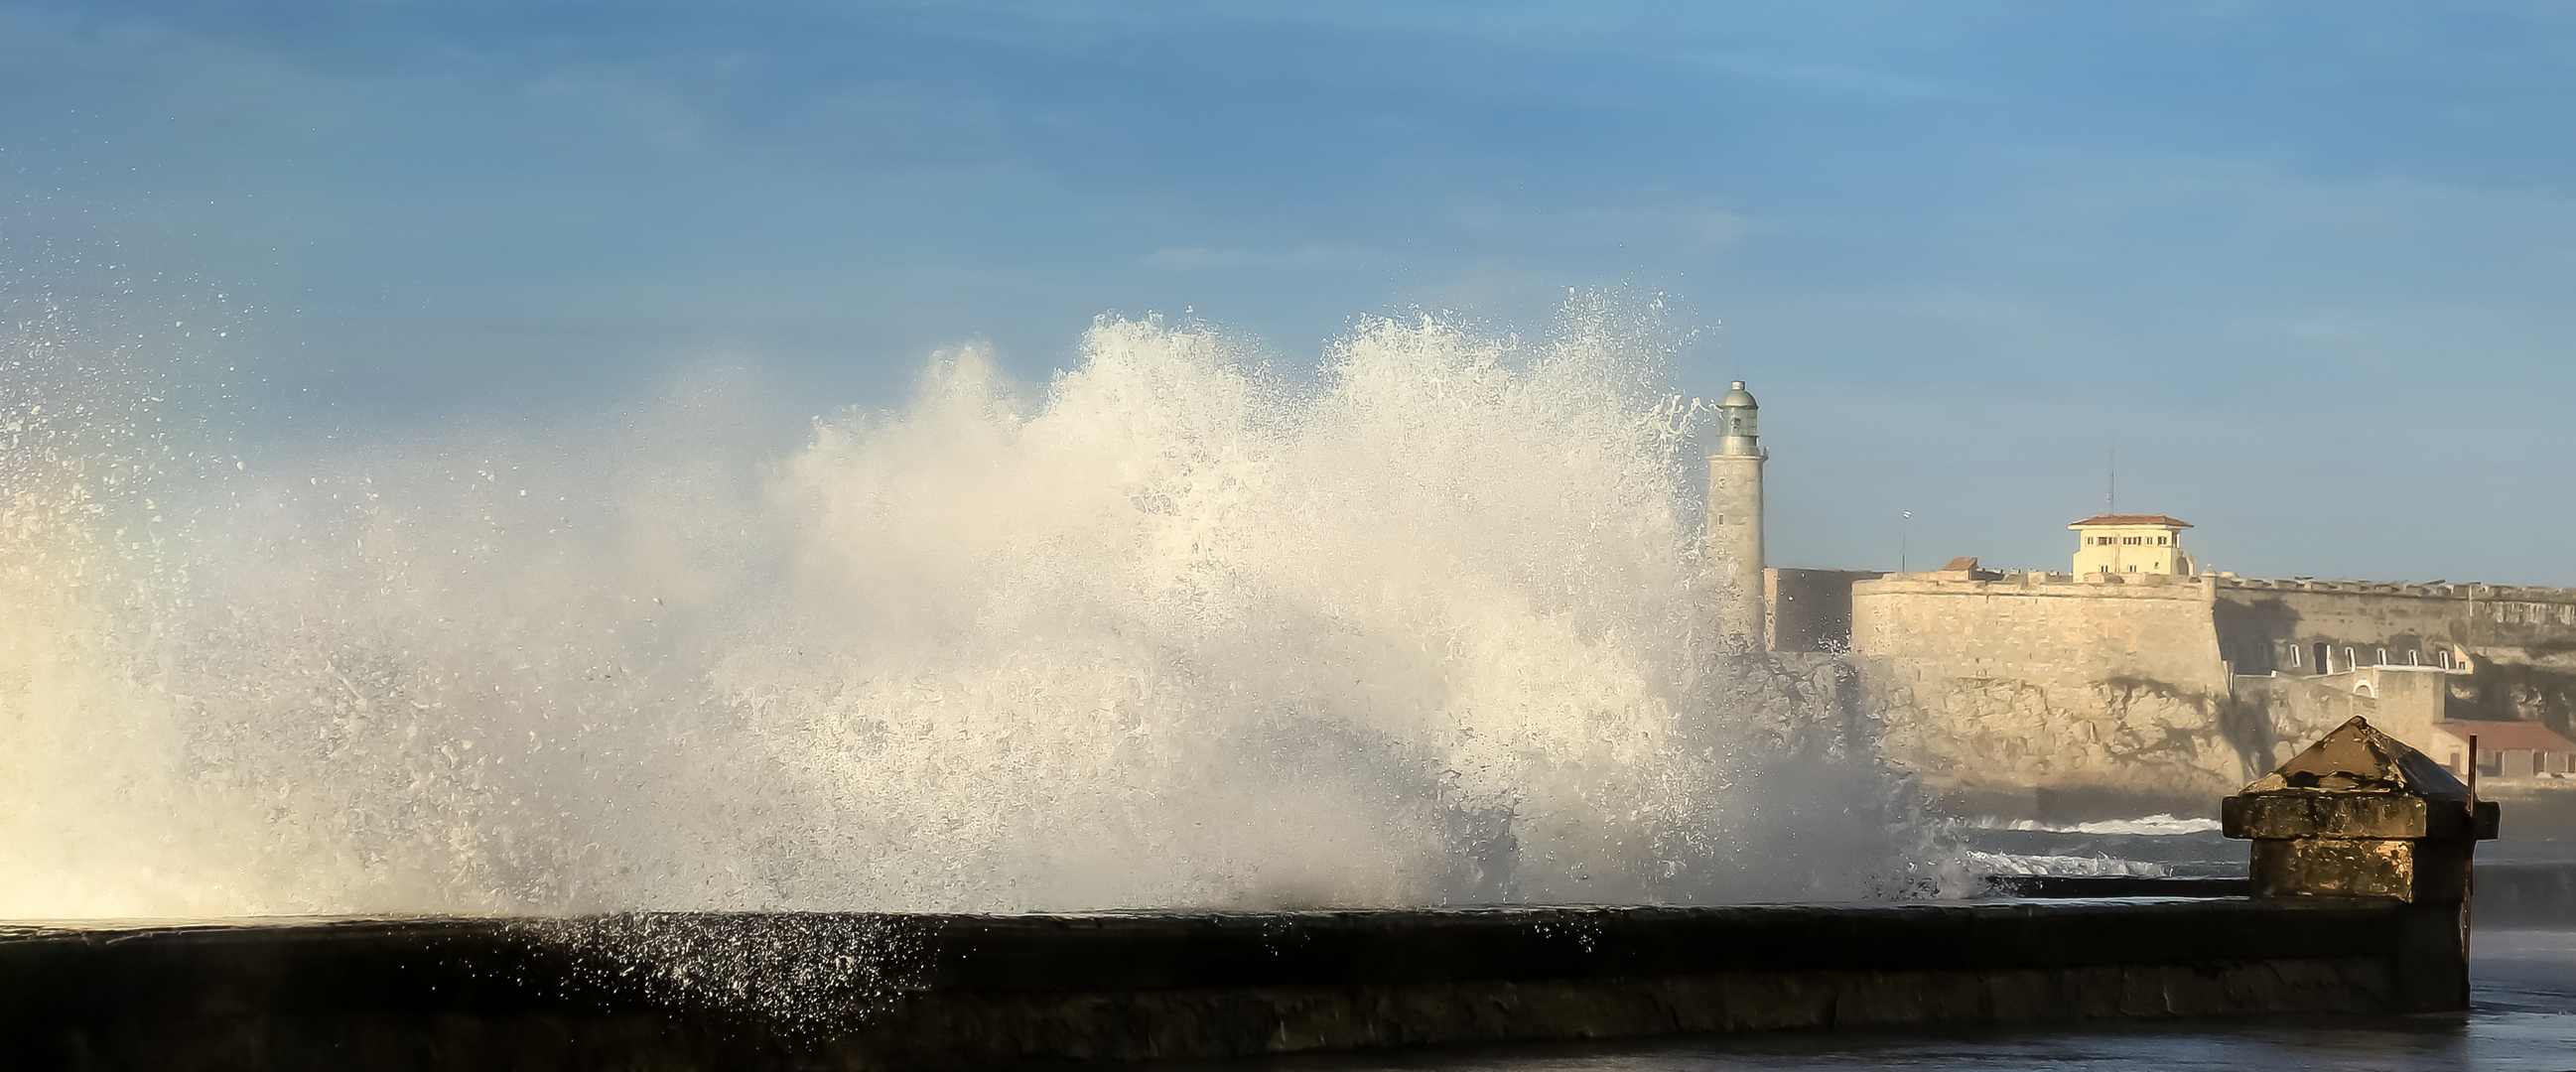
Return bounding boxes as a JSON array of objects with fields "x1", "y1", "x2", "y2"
[
  {"x1": 2218, "y1": 577, "x2": 2576, "y2": 603},
  {"x1": 1856, "y1": 572, "x2": 2212, "y2": 598},
  {"x1": 1845, "y1": 561, "x2": 2576, "y2": 813},
  {"x1": 1865, "y1": 572, "x2": 2576, "y2": 605}
]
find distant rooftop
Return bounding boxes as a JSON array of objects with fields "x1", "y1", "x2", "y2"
[
  {"x1": 2068, "y1": 514, "x2": 2194, "y2": 529},
  {"x1": 2433, "y1": 720, "x2": 2576, "y2": 754}
]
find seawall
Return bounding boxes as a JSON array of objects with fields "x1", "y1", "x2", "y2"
[{"x1": 0, "y1": 899, "x2": 2469, "y2": 1070}]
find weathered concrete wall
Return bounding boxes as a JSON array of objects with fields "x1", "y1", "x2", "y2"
[
  {"x1": 0, "y1": 901, "x2": 2460, "y2": 1069},
  {"x1": 1850, "y1": 574, "x2": 2240, "y2": 812}
]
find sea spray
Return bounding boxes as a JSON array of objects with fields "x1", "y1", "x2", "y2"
[{"x1": 0, "y1": 293, "x2": 1939, "y2": 919}]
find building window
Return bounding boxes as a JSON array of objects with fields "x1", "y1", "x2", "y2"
[
  {"x1": 2127, "y1": 565, "x2": 2138, "y2": 572},
  {"x1": 2289, "y1": 645, "x2": 2302, "y2": 667},
  {"x1": 2377, "y1": 648, "x2": 2388, "y2": 666}
]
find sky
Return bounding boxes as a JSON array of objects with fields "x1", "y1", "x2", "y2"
[{"x1": 5, "y1": 0, "x2": 2575, "y2": 583}]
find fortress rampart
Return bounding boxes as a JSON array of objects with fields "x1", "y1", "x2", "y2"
[
  {"x1": 2212, "y1": 577, "x2": 2576, "y2": 677},
  {"x1": 1700, "y1": 380, "x2": 2576, "y2": 818},
  {"x1": 1847, "y1": 572, "x2": 2576, "y2": 816},
  {"x1": 1850, "y1": 574, "x2": 2249, "y2": 813}
]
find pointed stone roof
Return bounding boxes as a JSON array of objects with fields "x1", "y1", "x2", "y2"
[{"x1": 2238, "y1": 716, "x2": 2469, "y2": 801}]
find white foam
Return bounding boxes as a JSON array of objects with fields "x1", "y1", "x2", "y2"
[
  {"x1": 1961, "y1": 851, "x2": 2169, "y2": 877},
  {"x1": 1960, "y1": 814, "x2": 2225, "y2": 837},
  {"x1": 0, "y1": 298, "x2": 1934, "y2": 917}
]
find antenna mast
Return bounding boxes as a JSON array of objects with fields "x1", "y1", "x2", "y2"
[{"x1": 2107, "y1": 447, "x2": 2116, "y2": 515}]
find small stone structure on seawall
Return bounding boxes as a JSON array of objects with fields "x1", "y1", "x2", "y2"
[{"x1": 0, "y1": 718, "x2": 2499, "y2": 1070}]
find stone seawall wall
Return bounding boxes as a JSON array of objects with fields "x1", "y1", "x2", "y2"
[
  {"x1": 0, "y1": 901, "x2": 2463, "y2": 1069},
  {"x1": 1850, "y1": 576, "x2": 2240, "y2": 813}
]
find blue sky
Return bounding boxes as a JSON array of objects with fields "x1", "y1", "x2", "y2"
[{"x1": 6, "y1": 1, "x2": 2575, "y2": 582}]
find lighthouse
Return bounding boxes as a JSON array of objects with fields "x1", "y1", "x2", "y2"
[{"x1": 1708, "y1": 380, "x2": 1765, "y2": 647}]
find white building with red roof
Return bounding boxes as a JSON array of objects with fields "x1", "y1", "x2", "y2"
[
  {"x1": 2068, "y1": 514, "x2": 2196, "y2": 578},
  {"x1": 2430, "y1": 720, "x2": 2576, "y2": 779}
]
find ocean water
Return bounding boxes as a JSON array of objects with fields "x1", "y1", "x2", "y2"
[{"x1": 1195, "y1": 929, "x2": 2576, "y2": 1071}]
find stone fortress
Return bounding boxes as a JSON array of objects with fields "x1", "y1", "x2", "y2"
[{"x1": 1706, "y1": 382, "x2": 2576, "y2": 817}]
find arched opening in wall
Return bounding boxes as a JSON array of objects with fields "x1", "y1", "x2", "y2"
[
  {"x1": 2289, "y1": 644, "x2": 2302, "y2": 668},
  {"x1": 2315, "y1": 642, "x2": 2332, "y2": 674},
  {"x1": 2440, "y1": 649, "x2": 2454, "y2": 670},
  {"x1": 2345, "y1": 647, "x2": 2357, "y2": 672},
  {"x1": 2408, "y1": 650, "x2": 2420, "y2": 666},
  {"x1": 2377, "y1": 648, "x2": 2389, "y2": 666},
  {"x1": 2356, "y1": 683, "x2": 2374, "y2": 698}
]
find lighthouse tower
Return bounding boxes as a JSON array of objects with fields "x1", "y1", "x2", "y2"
[{"x1": 1708, "y1": 380, "x2": 1766, "y2": 647}]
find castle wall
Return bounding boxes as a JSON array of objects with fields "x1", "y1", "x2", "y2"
[
  {"x1": 1850, "y1": 574, "x2": 2244, "y2": 813},
  {"x1": 2213, "y1": 581, "x2": 2576, "y2": 738},
  {"x1": 1765, "y1": 568, "x2": 1882, "y2": 653},
  {"x1": 2226, "y1": 667, "x2": 2450, "y2": 773},
  {"x1": 1846, "y1": 573, "x2": 2576, "y2": 818}
]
